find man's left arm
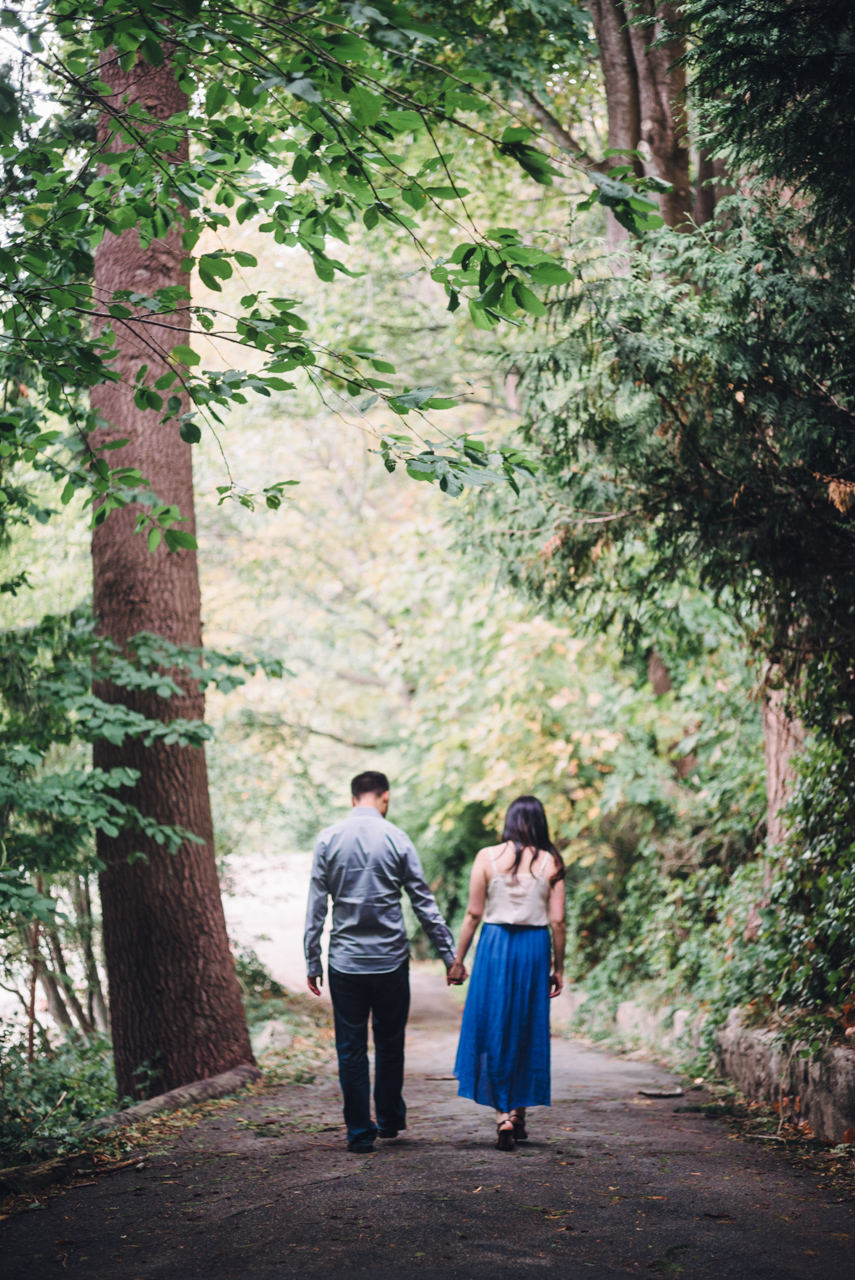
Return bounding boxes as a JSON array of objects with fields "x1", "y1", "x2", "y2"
[{"x1": 401, "y1": 839, "x2": 457, "y2": 971}]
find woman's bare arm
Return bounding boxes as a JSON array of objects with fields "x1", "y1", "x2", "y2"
[
  {"x1": 549, "y1": 866, "x2": 566, "y2": 997},
  {"x1": 447, "y1": 849, "x2": 489, "y2": 984}
]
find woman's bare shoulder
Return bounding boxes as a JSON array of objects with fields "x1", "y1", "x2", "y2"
[
  {"x1": 545, "y1": 850, "x2": 564, "y2": 879},
  {"x1": 476, "y1": 841, "x2": 511, "y2": 860}
]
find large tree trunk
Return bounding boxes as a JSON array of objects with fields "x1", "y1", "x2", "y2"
[
  {"x1": 91, "y1": 52, "x2": 253, "y2": 1100},
  {"x1": 627, "y1": 2, "x2": 691, "y2": 228},
  {"x1": 587, "y1": 0, "x2": 642, "y2": 248},
  {"x1": 587, "y1": 1, "x2": 691, "y2": 241}
]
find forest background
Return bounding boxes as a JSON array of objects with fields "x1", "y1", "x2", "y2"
[{"x1": 2, "y1": 0, "x2": 855, "y2": 1161}]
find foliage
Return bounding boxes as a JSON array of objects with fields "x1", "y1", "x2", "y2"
[
  {"x1": 683, "y1": 0, "x2": 855, "y2": 247},
  {"x1": 480, "y1": 201, "x2": 855, "y2": 692},
  {"x1": 0, "y1": 0, "x2": 664, "y2": 560},
  {"x1": 232, "y1": 941, "x2": 285, "y2": 1006},
  {"x1": 720, "y1": 734, "x2": 855, "y2": 1024},
  {"x1": 416, "y1": 1, "x2": 595, "y2": 99},
  {"x1": 0, "y1": 1026, "x2": 117, "y2": 1163},
  {"x1": 0, "y1": 609, "x2": 284, "y2": 932}
]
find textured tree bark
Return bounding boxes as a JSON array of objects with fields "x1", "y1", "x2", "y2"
[
  {"x1": 587, "y1": 2, "x2": 691, "y2": 240},
  {"x1": 647, "y1": 649, "x2": 673, "y2": 696},
  {"x1": 626, "y1": 2, "x2": 691, "y2": 229},
  {"x1": 91, "y1": 52, "x2": 252, "y2": 1099},
  {"x1": 762, "y1": 684, "x2": 804, "y2": 856},
  {"x1": 743, "y1": 679, "x2": 805, "y2": 941},
  {"x1": 587, "y1": 0, "x2": 642, "y2": 248}
]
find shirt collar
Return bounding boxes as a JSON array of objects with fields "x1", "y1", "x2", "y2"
[{"x1": 350, "y1": 805, "x2": 384, "y2": 818}]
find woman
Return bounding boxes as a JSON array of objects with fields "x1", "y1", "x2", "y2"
[{"x1": 448, "y1": 795, "x2": 565, "y2": 1151}]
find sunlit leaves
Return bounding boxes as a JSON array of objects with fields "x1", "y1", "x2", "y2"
[
  {"x1": 0, "y1": 614, "x2": 286, "y2": 893},
  {"x1": 0, "y1": 0, "x2": 659, "y2": 568},
  {"x1": 373, "y1": 432, "x2": 536, "y2": 497}
]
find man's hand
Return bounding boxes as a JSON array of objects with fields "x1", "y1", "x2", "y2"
[
  {"x1": 307, "y1": 974, "x2": 323, "y2": 997},
  {"x1": 446, "y1": 961, "x2": 467, "y2": 986},
  {"x1": 549, "y1": 971, "x2": 563, "y2": 998}
]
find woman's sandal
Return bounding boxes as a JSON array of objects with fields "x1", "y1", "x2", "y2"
[
  {"x1": 496, "y1": 1118, "x2": 515, "y2": 1151},
  {"x1": 511, "y1": 1110, "x2": 528, "y2": 1142}
]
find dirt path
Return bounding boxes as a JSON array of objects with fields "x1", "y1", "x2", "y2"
[{"x1": 3, "y1": 971, "x2": 853, "y2": 1278}]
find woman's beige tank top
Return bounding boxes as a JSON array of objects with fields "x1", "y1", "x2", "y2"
[{"x1": 482, "y1": 846, "x2": 550, "y2": 926}]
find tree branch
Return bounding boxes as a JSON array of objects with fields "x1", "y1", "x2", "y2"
[{"x1": 514, "y1": 88, "x2": 611, "y2": 174}]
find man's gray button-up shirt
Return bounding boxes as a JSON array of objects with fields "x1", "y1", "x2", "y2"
[{"x1": 304, "y1": 806, "x2": 456, "y2": 975}]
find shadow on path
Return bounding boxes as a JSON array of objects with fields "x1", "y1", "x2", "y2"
[{"x1": 3, "y1": 969, "x2": 853, "y2": 1278}]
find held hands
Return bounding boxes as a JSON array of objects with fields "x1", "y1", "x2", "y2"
[
  {"x1": 307, "y1": 974, "x2": 323, "y2": 997},
  {"x1": 549, "y1": 971, "x2": 564, "y2": 999},
  {"x1": 446, "y1": 961, "x2": 468, "y2": 986}
]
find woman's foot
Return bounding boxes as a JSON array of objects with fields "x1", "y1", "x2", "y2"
[
  {"x1": 510, "y1": 1108, "x2": 528, "y2": 1141},
  {"x1": 496, "y1": 1115, "x2": 515, "y2": 1151}
]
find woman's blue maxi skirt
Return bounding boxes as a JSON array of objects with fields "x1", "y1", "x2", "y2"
[{"x1": 454, "y1": 923, "x2": 551, "y2": 1112}]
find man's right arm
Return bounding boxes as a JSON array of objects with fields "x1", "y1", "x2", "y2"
[{"x1": 304, "y1": 838, "x2": 329, "y2": 994}]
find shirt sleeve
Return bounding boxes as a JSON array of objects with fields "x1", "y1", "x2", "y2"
[
  {"x1": 304, "y1": 838, "x2": 329, "y2": 976},
  {"x1": 401, "y1": 838, "x2": 456, "y2": 967}
]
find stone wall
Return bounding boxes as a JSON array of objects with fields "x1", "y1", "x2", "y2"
[
  {"x1": 555, "y1": 988, "x2": 855, "y2": 1143},
  {"x1": 714, "y1": 1010, "x2": 855, "y2": 1143}
]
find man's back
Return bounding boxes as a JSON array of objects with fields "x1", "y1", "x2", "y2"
[{"x1": 304, "y1": 804, "x2": 455, "y2": 976}]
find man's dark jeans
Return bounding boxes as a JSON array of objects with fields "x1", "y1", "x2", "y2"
[{"x1": 328, "y1": 960, "x2": 410, "y2": 1149}]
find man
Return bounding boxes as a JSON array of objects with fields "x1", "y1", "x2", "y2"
[{"x1": 304, "y1": 771, "x2": 464, "y2": 1154}]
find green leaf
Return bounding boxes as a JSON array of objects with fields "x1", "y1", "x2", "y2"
[
  {"x1": 468, "y1": 299, "x2": 499, "y2": 331},
  {"x1": 164, "y1": 528, "x2": 198, "y2": 552},
  {"x1": 205, "y1": 80, "x2": 229, "y2": 117},
  {"x1": 171, "y1": 345, "x2": 200, "y2": 367},
  {"x1": 501, "y1": 126, "x2": 532, "y2": 143},
  {"x1": 140, "y1": 37, "x2": 164, "y2": 67},
  {"x1": 179, "y1": 421, "x2": 202, "y2": 444},
  {"x1": 512, "y1": 281, "x2": 547, "y2": 316}
]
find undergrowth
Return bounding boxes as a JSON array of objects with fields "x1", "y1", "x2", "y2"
[{"x1": 0, "y1": 946, "x2": 332, "y2": 1168}]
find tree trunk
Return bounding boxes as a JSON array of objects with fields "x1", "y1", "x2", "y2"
[
  {"x1": 743, "y1": 678, "x2": 804, "y2": 941},
  {"x1": 45, "y1": 925, "x2": 94, "y2": 1034},
  {"x1": 71, "y1": 874, "x2": 110, "y2": 1033},
  {"x1": 627, "y1": 2, "x2": 691, "y2": 228},
  {"x1": 22, "y1": 925, "x2": 74, "y2": 1033},
  {"x1": 762, "y1": 684, "x2": 804, "y2": 856},
  {"x1": 587, "y1": 2, "x2": 691, "y2": 240},
  {"x1": 91, "y1": 51, "x2": 253, "y2": 1100},
  {"x1": 587, "y1": 0, "x2": 642, "y2": 248},
  {"x1": 695, "y1": 150, "x2": 732, "y2": 225}
]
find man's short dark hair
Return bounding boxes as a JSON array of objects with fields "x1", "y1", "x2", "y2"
[{"x1": 351, "y1": 770, "x2": 390, "y2": 799}]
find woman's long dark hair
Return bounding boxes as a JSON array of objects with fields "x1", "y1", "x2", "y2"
[{"x1": 501, "y1": 795, "x2": 565, "y2": 884}]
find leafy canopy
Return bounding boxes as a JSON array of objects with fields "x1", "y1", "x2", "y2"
[{"x1": 0, "y1": 0, "x2": 664, "y2": 560}]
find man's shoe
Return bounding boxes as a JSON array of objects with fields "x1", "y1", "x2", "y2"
[
  {"x1": 347, "y1": 1142, "x2": 375, "y2": 1154},
  {"x1": 377, "y1": 1128, "x2": 398, "y2": 1140}
]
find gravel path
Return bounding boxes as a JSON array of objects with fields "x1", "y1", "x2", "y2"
[{"x1": 3, "y1": 970, "x2": 853, "y2": 1278}]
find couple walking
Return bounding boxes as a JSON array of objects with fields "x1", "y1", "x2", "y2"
[{"x1": 304, "y1": 770, "x2": 566, "y2": 1153}]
